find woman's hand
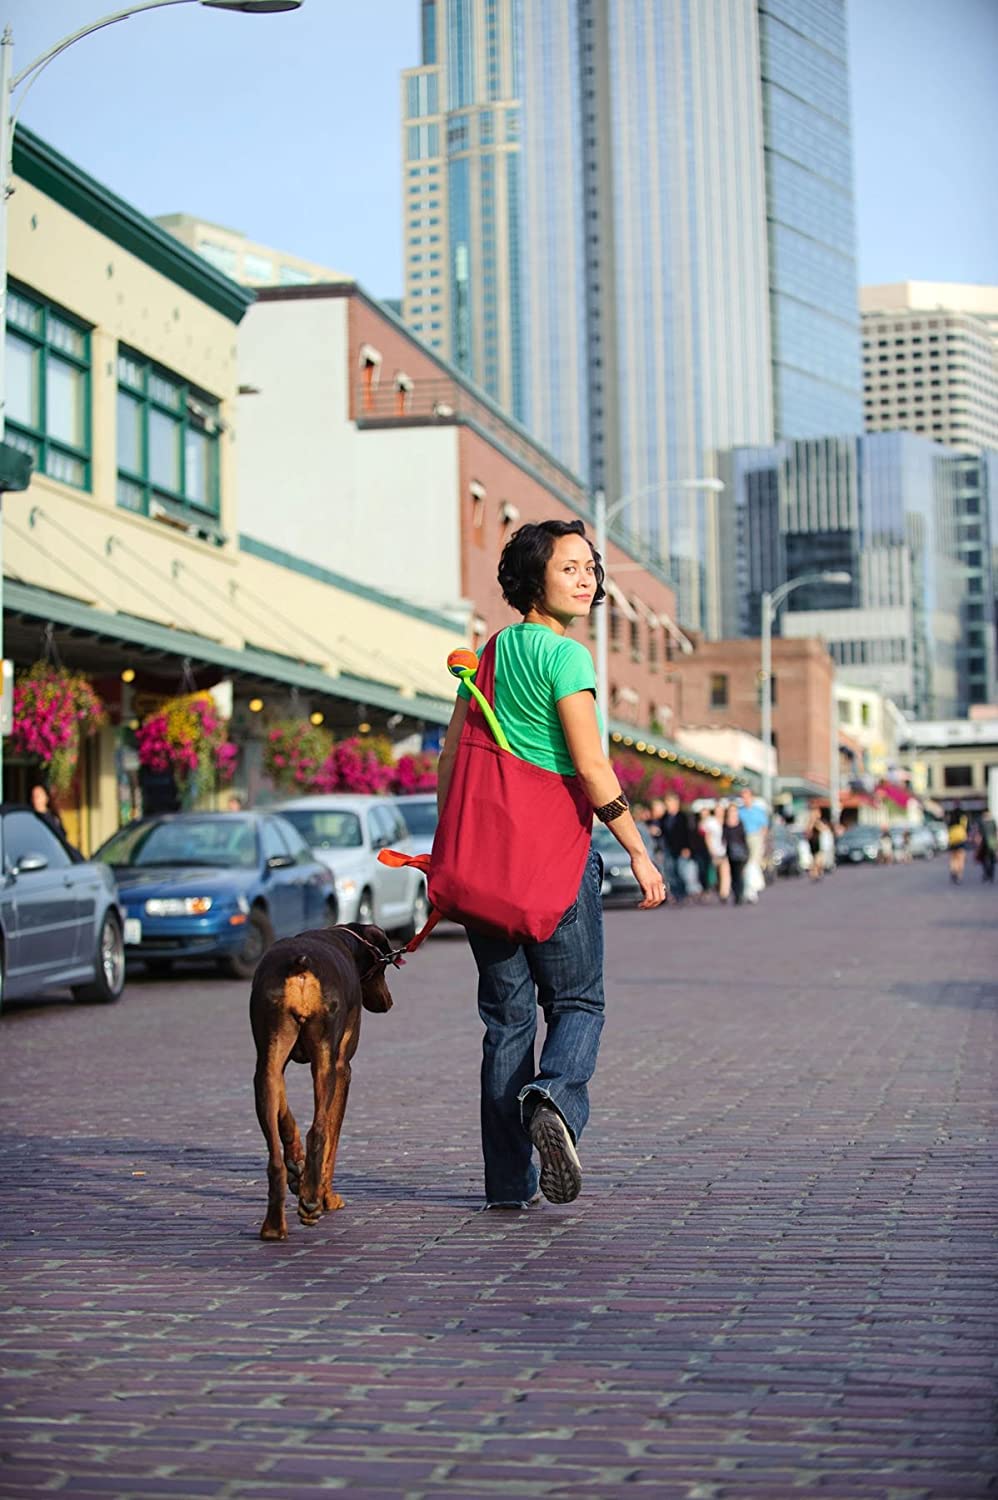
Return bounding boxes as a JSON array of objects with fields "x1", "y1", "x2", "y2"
[{"x1": 631, "y1": 848, "x2": 666, "y2": 909}]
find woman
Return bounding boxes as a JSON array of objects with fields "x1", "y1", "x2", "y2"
[
  {"x1": 437, "y1": 519, "x2": 664, "y2": 1210},
  {"x1": 947, "y1": 805, "x2": 969, "y2": 884},
  {"x1": 807, "y1": 814, "x2": 825, "y2": 880},
  {"x1": 703, "y1": 801, "x2": 729, "y2": 902},
  {"x1": 722, "y1": 803, "x2": 750, "y2": 906},
  {"x1": 29, "y1": 782, "x2": 68, "y2": 842}
]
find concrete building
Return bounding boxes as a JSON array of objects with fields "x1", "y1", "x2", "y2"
[
  {"x1": 718, "y1": 432, "x2": 968, "y2": 718},
  {"x1": 668, "y1": 636, "x2": 835, "y2": 802},
  {"x1": 860, "y1": 282, "x2": 998, "y2": 452},
  {"x1": 898, "y1": 714, "x2": 998, "y2": 816},
  {"x1": 4, "y1": 129, "x2": 462, "y2": 851},
  {"x1": 155, "y1": 212, "x2": 347, "y2": 289},
  {"x1": 759, "y1": 0, "x2": 863, "y2": 438},
  {"x1": 400, "y1": 0, "x2": 523, "y2": 416}
]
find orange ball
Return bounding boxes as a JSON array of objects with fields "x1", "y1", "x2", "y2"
[{"x1": 447, "y1": 647, "x2": 479, "y2": 678}]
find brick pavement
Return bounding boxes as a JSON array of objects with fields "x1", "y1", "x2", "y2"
[{"x1": 0, "y1": 859, "x2": 996, "y2": 1498}]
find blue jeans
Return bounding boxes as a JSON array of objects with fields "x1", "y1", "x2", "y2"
[
  {"x1": 467, "y1": 849, "x2": 605, "y2": 1206},
  {"x1": 661, "y1": 848, "x2": 686, "y2": 901}
]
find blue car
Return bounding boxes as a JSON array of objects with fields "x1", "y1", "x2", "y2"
[{"x1": 94, "y1": 811, "x2": 336, "y2": 978}]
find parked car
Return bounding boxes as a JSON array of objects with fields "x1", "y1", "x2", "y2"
[
  {"x1": 769, "y1": 825, "x2": 803, "y2": 877},
  {"x1": 273, "y1": 795, "x2": 428, "y2": 938},
  {"x1": 594, "y1": 821, "x2": 659, "y2": 904},
  {"x1": 895, "y1": 824, "x2": 937, "y2": 860},
  {"x1": 0, "y1": 803, "x2": 125, "y2": 1007},
  {"x1": 94, "y1": 811, "x2": 336, "y2": 978},
  {"x1": 834, "y1": 824, "x2": 881, "y2": 865},
  {"x1": 393, "y1": 793, "x2": 438, "y2": 857}
]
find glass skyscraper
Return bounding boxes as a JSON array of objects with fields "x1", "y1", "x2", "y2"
[
  {"x1": 758, "y1": 0, "x2": 864, "y2": 438},
  {"x1": 402, "y1": 1, "x2": 864, "y2": 633}
]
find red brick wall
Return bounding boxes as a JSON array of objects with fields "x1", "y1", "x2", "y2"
[{"x1": 670, "y1": 638, "x2": 834, "y2": 789}]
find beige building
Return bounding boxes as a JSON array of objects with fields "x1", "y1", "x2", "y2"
[
  {"x1": 898, "y1": 715, "x2": 998, "y2": 815},
  {"x1": 5, "y1": 129, "x2": 462, "y2": 853},
  {"x1": 860, "y1": 282, "x2": 998, "y2": 451},
  {"x1": 155, "y1": 211, "x2": 347, "y2": 290}
]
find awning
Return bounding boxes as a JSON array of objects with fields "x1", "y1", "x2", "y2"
[
  {"x1": 3, "y1": 579, "x2": 454, "y2": 730},
  {"x1": 658, "y1": 611, "x2": 695, "y2": 654},
  {"x1": 608, "y1": 722, "x2": 750, "y2": 786}
]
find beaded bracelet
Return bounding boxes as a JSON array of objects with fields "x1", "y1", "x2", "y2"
[{"x1": 594, "y1": 793, "x2": 629, "y2": 824}]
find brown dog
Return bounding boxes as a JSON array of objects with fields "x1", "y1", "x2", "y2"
[{"x1": 250, "y1": 923, "x2": 396, "y2": 1241}]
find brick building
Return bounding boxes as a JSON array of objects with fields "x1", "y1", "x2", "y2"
[
  {"x1": 241, "y1": 282, "x2": 693, "y2": 746},
  {"x1": 668, "y1": 637, "x2": 835, "y2": 801}
]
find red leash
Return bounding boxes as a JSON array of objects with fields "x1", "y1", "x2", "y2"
[{"x1": 377, "y1": 850, "x2": 443, "y2": 954}]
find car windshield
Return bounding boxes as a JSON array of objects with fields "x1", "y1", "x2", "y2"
[
  {"x1": 397, "y1": 801, "x2": 438, "y2": 838},
  {"x1": 97, "y1": 816, "x2": 259, "y2": 869},
  {"x1": 281, "y1": 809, "x2": 363, "y2": 850}
]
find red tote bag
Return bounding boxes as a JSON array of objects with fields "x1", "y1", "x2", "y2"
[{"x1": 428, "y1": 634, "x2": 594, "y2": 944}]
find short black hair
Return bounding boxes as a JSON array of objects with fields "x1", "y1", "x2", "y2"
[{"x1": 497, "y1": 519, "x2": 605, "y2": 616}]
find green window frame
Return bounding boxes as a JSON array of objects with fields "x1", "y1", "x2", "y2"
[
  {"x1": 116, "y1": 346, "x2": 222, "y2": 539},
  {"x1": 5, "y1": 282, "x2": 91, "y2": 490}
]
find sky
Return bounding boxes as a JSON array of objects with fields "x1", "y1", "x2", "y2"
[{"x1": 7, "y1": 0, "x2": 998, "y2": 300}]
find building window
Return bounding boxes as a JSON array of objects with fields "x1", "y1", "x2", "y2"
[
  {"x1": 943, "y1": 765, "x2": 974, "y2": 789},
  {"x1": 6, "y1": 284, "x2": 91, "y2": 490},
  {"x1": 116, "y1": 348, "x2": 220, "y2": 530},
  {"x1": 710, "y1": 673, "x2": 729, "y2": 709}
]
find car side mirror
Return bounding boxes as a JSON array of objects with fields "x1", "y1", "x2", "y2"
[
  {"x1": 266, "y1": 854, "x2": 295, "y2": 871},
  {"x1": 16, "y1": 852, "x2": 49, "y2": 874}
]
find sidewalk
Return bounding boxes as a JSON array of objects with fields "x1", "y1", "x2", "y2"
[{"x1": 1, "y1": 860, "x2": 995, "y2": 1497}]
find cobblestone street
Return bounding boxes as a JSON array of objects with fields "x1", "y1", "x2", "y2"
[{"x1": 1, "y1": 860, "x2": 996, "y2": 1498}]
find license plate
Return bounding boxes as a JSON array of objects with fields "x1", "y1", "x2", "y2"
[{"x1": 123, "y1": 917, "x2": 142, "y2": 945}]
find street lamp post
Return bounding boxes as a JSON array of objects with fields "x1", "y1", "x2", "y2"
[
  {"x1": 0, "y1": 0, "x2": 302, "y2": 790},
  {"x1": 593, "y1": 478, "x2": 724, "y2": 754},
  {"x1": 760, "y1": 570, "x2": 851, "y2": 813}
]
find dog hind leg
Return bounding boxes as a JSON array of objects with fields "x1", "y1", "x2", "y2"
[
  {"x1": 298, "y1": 1031, "x2": 335, "y2": 1226},
  {"x1": 318, "y1": 1022, "x2": 359, "y2": 1213},
  {"x1": 277, "y1": 1079, "x2": 305, "y2": 1196},
  {"x1": 254, "y1": 1020, "x2": 298, "y2": 1241}
]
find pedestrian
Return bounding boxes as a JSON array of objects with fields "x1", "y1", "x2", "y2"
[
  {"x1": 29, "y1": 782, "x2": 68, "y2": 842},
  {"x1": 436, "y1": 518, "x2": 665, "y2": 1210},
  {"x1": 659, "y1": 791, "x2": 693, "y2": 903},
  {"x1": 692, "y1": 807, "x2": 713, "y2": 900},
  {"x1": 722, "y1": 803, "x2": 750, "y2": 905},
  {"x1": 226, "y1": 793, "x2": 245, "y2": 812},
  {"x1": 947, "y1": 805, "x2": 968, "y2": 884},
  {"x1": 819, "y1": 817, "x2": 837, "y2": 873},
  {"x1": 702, "y1": 802, "x2": 729, "y2": 901},
  {"x1": 738, "y1": 788, "x2": 768, "y2": 901},
  {"x1": 974, "y1": 811, "x2": 996, "y2": 883},
  {"x1": 807, "y1": 814, "x2": 824, "y2": 880}
]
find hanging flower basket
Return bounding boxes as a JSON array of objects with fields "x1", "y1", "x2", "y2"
[
  {"x1": 11, "y1": 663, "x2": 107, "y2": 797},
  {"x1": 137, "y1": 691, "x2": 237, "y2": 802},
  {"x1": 264, "y1": 721, "x2": 439, "y2": 796},
  {"x1": 264, "y1": 721, "x2": 335, "y2": 793}
]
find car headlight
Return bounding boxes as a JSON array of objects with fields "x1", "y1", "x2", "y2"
[
  {"x1": 144, "y1": 897, "x2": 213, "y2": 917},
  {"x1": 608, "y1": 865, "x2": 626, "y2": 878},
  {"x1": 336, "y1": 878, "x2": 357, "y2": 896}
]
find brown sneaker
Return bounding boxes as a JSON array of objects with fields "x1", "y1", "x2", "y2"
[{"x1": 529, "y1": 1105, "x2": 582, "y2": 1204}]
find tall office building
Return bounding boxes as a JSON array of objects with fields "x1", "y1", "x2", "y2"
[
  {"x1": 401, "y1": 1, "x2": 524, "y2": 419},
  {"x1": 402, "y1": 1, "x2": 863, "y2": 633},
  {"x1": 718, "y1": 432, "x2": 975, "y2": 717},
  {"x1": 861, "y1": 283, "x2": 998, "y2": 452},
  {"x1": 758, "y1": 0, "x2": 863, "y2": 437}
]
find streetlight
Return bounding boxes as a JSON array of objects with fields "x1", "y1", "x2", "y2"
[
  {"x1": 760, "y1": 571, "x2": 851, "y2": 813},
  {"x1": 593, "y1": 478, "x2": 724, "y2": 753},
  {"x1": 0, "y1": 0, "x2": 302, "y2": 787}
]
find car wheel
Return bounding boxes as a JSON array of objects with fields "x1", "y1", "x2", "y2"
[
  {"x1": 225, "y1": 907, "x2": 274, "y2": 981},
  {"x1": 402, "y1": 881, "x2": 430, "y2": 941},
  {"x1": 356, "y1": 890, "x2": 375, "y2": 927},
  {"x1": 72, "y1": 912, "x2": 126, "y2": 1004}
]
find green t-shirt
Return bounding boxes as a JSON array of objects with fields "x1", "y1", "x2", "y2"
[{"x1": 457, "y1": 623, "x2": 599, "y2": 775}]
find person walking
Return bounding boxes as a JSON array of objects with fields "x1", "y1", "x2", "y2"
[
  {"x1": 738, "y1": 788, "x2": 769, "y2": 902},
  {"x1": 947, "y1": 805, "x2": 969, "y2": 884},
  {"x1": 974, "y1": 811, "x2": 996, "y2": 884},
  {"x1": 437, "y1": 519, "x2": 665, "y2": 1210},
  {"x1": 722, "y1": 803, "x2": 750, "y2": 906},
  {"x1": 659, "y1": 792, "x2": 693, "y2": 904},
  {"x1": 702, "y1": 802, "x2": 730, "y2": 901},
  {"x1": 807, "y1": 814, "x2": 825, "y2": 880},
  {"x1": 692, "y1": 807, "x2": 713, "y2": 901}
]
